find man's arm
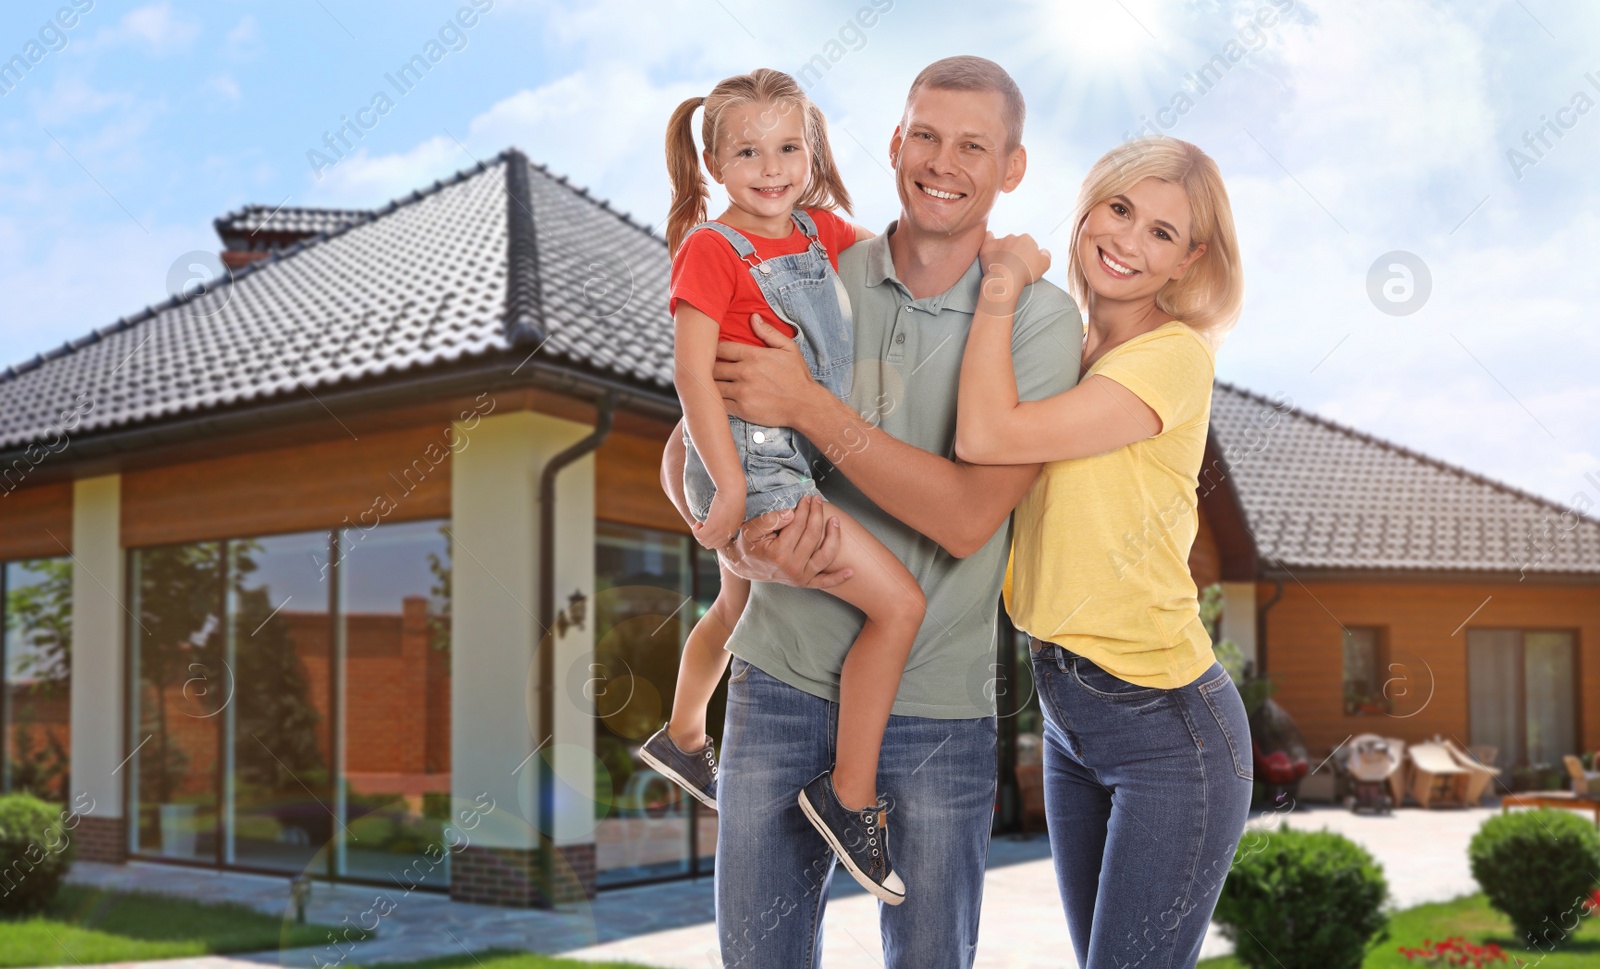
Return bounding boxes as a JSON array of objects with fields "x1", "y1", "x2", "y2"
[
  {"x1": 715, "y1": 318, "x2": 1041, "y2": 559},
  {"x1": 807, "y1": 401, "x2": 1038, "y2": 559}
]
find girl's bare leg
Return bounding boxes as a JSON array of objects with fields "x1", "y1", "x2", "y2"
[
  {"x1": 814, "y1": 501, "x2": 927, "y2": 810},
  {"x1": 667, "y1": 564, "x2": 749, "y2": 751}
]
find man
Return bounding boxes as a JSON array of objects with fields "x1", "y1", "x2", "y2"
[{"x1": 660, "y1": 56, "x2": 1082, "y2": 968}]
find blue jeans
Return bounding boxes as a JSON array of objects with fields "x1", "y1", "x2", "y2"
[
  {"x1": 715, "y1": 656, "x2": 996, "y2": 968},
  {"x1": 1031, "y1": 643, "x2": 1253, "y2": 969}
]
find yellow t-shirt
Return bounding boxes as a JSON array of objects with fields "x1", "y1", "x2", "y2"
[{"x1": 1004, "y1": 320, "x2": 1217, "y2": 689}]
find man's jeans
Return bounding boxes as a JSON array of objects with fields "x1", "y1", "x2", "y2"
[
  {"x1": 1031, "y1": 644, "x2": 1254, "y2": 969},
  {"x1": 715, "y1": 656, "x2": 997, "y2": 968}
]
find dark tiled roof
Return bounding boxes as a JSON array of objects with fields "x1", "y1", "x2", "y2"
[
  {"x1": 9, "y1": 150, "x2": 1595, "y2": 580},
  {"x1": 0, "y1": 150, "x2": 673, "y2": 451},
  {"x1": 1210, "y1": 381, "x2": 1600, "y2": 575}
]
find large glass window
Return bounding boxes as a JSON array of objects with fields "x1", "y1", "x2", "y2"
[
  {"x1": 592, "y1": 522, "x2": 721, "y2": 886},
  {"x1": 3, "y1": 558, "x2": 72, "y2": 801},
  {"x1": 128, "y1": 520, "x2": 450, "y2": 885}
]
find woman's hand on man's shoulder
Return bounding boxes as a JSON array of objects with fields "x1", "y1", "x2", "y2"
[{"x1": 979, "y1": 231, "x2": 1051, "y2": 299}]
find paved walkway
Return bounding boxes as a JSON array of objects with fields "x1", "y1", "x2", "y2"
[{"x1": 47, "y1": 803, "x2": 1535, "y2": 969}]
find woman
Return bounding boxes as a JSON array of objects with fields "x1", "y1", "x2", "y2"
[{"x1": 955, "y1": 136, "x2": 1250, "y2": 968}]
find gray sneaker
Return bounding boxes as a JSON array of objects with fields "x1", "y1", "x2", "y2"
[
  {"x1": 639, "y1": 724, "x2": 718, "y2": 811},
  {"x1": 798, "y1": 771, "x2": 905, "y2": 905}
]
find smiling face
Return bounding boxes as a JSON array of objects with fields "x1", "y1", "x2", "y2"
[
  {"x1": 1075, "y1": 175, "x2": 1207, "y2": 306},
  {"x1": 703, "y1": 99, "x2": 812, "y2": 225},
  {"x1": 890, "y1": 85, "x2": 1024, "y2": 238}
]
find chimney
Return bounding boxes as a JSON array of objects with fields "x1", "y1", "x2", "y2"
[{"x1": 214, "y1": 205, "x2": 371, "y2": 269}]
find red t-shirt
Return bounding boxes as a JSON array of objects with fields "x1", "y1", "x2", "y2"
[{"x1": 669, "y1": 207, "x2": 856, "y2": 346}]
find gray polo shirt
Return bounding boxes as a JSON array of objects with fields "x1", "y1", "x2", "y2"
[{"x1": 725, "y1": 222, "x2": 1083, "y2": 718}]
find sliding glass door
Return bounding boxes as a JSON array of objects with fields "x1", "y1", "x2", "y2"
[{"x1": 1467, "y1": 629, "x2": 1577, "y2": 768}]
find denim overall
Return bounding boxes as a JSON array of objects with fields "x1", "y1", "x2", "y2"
[{"x1": 683, "y1": 209, "x2": 854, "y2": 523}]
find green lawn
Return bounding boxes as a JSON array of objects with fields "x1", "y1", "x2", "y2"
[
  {"x1": 1199, "y1": 893, "x2": 1600, "y2": 968},
  {"x1": 0, "y1": 883, "x2": 370, "y2": 968}
]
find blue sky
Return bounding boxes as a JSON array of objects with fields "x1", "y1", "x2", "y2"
[{"x1": 2, "y1": 0, "x2": 1596, "y2": 510}]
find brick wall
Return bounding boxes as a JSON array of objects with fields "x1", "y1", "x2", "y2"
[
  {"x1": 450, "y1": 843, "x2": 597, "y2": 907},
  {"x1": 74, "y1": 814, "x2": 127, "y2": 864}
]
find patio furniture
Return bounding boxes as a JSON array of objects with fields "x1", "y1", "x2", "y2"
[
  {"x1": 1468, "y1": 745, "x2": 1498, "y2": 767},
  {"x1": 1343, "y1": 734, "x2": 1401, "y2": 814},
  {"x1": 1384, "y1": 738, "x2": 1409, "y2": 807},
  {"x1": 1564, "y1": 755, "x2": 1600, "y2": 797},
  {"x1": 1444, "y1": 739, "x2": 1501, "y2": 804},
  {"x1": 1502, "y1": 790, "x2": 1600, "y2": 829},
  {"x1": 1408, "y1": 742, "x2": 1471, "y2": 808}
]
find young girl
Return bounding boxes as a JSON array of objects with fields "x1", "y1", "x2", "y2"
[
  {"x1": 639, "y1": 68, "x2": 923, "y2": 905},
  {"x1": 955, "y1": 136, "x2": 1250, "y2": 968}
]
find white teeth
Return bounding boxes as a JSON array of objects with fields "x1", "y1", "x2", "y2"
[
  {"x1": 1100, "y1": 249, "x2": 1136, "y2": 276},
  {"x1": 920, "y1": 184, "x2": 962, "y2": 200}
]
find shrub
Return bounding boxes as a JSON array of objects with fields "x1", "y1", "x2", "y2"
[
  {"x1": 0, "y1": 792, "x2": 77, "y2": 914},
  {"x1": 1214, "y1": 825, "x2": 1390, "y2": 969},
  {"x1": 1468, "y1": 809, "x2": 1600, "y2": 948}
]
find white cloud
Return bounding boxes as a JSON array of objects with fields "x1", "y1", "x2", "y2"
[
  {"x1": 28, "y1": 76, "x2": 131, "y2": 121},
  {"x1": 207, "y1": 73, "x2": 242, "y2": 105},
  {"x1": 224, "y1": 14, "x2": 260, "y2": 59},
  {"x1": 91, "y1": 2, "x2": 201, "y2": 55}
]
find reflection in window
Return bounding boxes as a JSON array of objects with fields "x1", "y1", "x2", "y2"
[
  {"x1": 228, "y1": 533, "x2": 332, "y2": 873},
  {"x1": 338, "y1": 521, "x2": 452, "y2": 886},
  {"x1": 594, "y1": 521, "x2": 733, "y2": 886},
  {"x1": 128, "y1": 520, "x2": 451, "y2": 884},
  {"x1": 130, "y1": 542, "x2": 225, "y2": 861},
  {"x1": 3, "y1": 558, "x2": 72, "y2": 802}
]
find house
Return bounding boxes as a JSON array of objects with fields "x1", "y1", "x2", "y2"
[
  {"x1": 1, "y1": 149, "x2": 694, "y2": 907},
  {"x1": 1199, "y1": 383, "x2": 1600, "y2": 775},
  {"x1": 3, "y1": 148, "x2": 1597, "y2": 910}
]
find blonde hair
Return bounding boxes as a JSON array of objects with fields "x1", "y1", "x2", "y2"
[
  {"x1": 664, "y1": 68, "x2": 852, "y2": 254},
  {"x1": 1066, "y1": 136, "x2": 1244, "y2": 345},
  {"x1": 905, "y1": 55, "x2": 1025, "y2": 152}
]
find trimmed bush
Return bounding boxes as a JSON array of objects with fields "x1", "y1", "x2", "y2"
[
  {"x1": 1469, "y1": 808, "x2": 1600, "y2": 948},
  {"x1": 1213, "y1": 825, "x2": 1390, "y2": 969},
  {"x1": 0, "y1": 793, "x2": 77, "y2": 915}
]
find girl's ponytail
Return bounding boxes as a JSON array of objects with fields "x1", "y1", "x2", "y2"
[
  {"x1": 665, "y1": 95, "x2": 708, "y2": 254},
  {"x1": 797, "y1": 101, "x2": 853, "y2": 217}
]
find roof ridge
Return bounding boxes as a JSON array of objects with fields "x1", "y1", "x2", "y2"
[
  {"x1": 502, "y1": 149, "x2": 544, "y2": 346},
  {"x1": 2, "y1": 150, "x2": 518, "y2": 383},
  {"x1": 1214, "y1": 379, "x2": 1600, "y2": 528}
]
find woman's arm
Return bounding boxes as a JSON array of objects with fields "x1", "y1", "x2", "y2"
[
  {"x1": 675, "y1": 304, "x2": 747, "y2": 546},
  {"x1": 954, "y1": 236, "x2": 1162, "y2": 466}
]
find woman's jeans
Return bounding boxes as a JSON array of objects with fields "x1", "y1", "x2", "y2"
[{"x1": 1030, "y1": 642, "x2": 1253, "y2": 969}]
